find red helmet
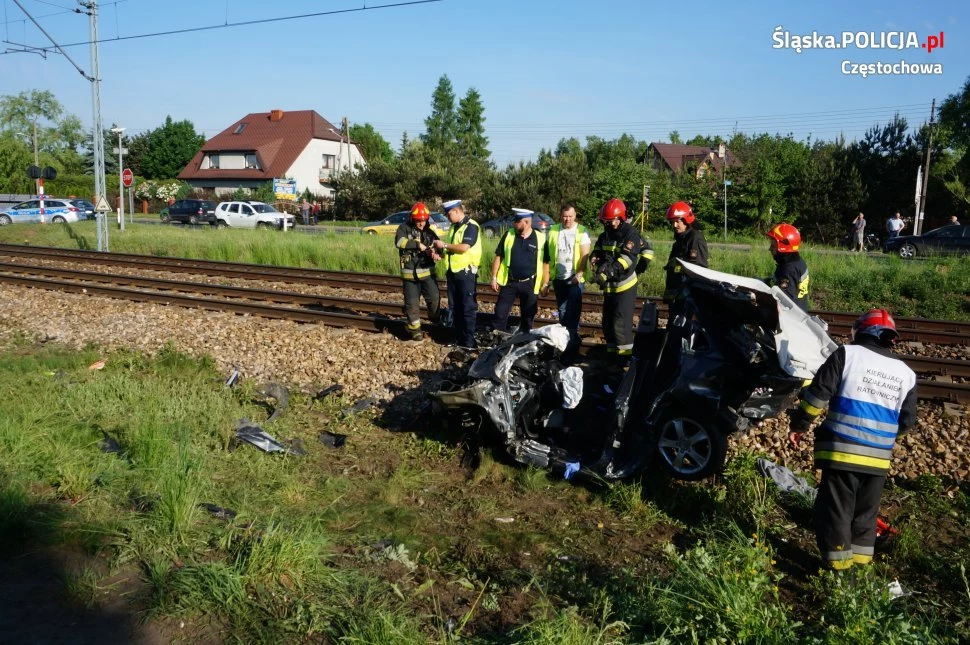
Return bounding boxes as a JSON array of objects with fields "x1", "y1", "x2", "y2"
[
  {"x1": 766, "y1": 223, "x2": 801, "y2": 253},
  {"x1": 665, "y1": 201, "x2": 695, "y2": 224},
  {"x1": 410, "y1": 202, "x2": 430, "y2": 222},
  {"x1": 851, "y1": 308, "x2": 900, "y2": 345},
  {"x1": 599, "y1": 198, "x2": 627, "y2": 222}
]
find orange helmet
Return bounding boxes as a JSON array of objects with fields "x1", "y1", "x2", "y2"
[
  {"x1": 599, "y1": 198, "x2": 627, "y2": 222},
  {"x1": 665, "y1": 201, "x2": 695, "y2": 224},
  {"x1": 410, "y1": 202, "x2": 430, "y2": 222},
  {"x1": 851, "y1": 308, "x2": 900, "y2": 345},
  {"x1": 766, "y1": 223, "x2": 801, "y2": 253}
]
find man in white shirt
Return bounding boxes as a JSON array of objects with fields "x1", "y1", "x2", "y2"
[
  {"x1": 542, "y1": 203, "x2": 591, "y2": 360},
  {"x1": 886, "y1": 212, "x2": 905, "y2": 241}
]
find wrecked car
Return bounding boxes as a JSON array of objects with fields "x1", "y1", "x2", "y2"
[{"x1": 434, "y1": 262, "x2": 837, "y2": 481}]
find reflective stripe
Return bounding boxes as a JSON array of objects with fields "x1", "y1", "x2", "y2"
[
  {"x1": 828, "y1": 409, "x2": 899, "y2": 435},
  {"x1": 395, "y1": 236, "x2": 409, "y2": 249},
  {"x1": 799, "y1": 399, "x2": 825, "y2": 417},
  {"x1": 402, "y1": 268, "x2": 433, "y2": 280},
  {"x1": 852, "y1": 554, "x2": 873, "y2": 565},
  {"x1": 814, "y1": 450, "x2": 891, "y2": 470},
  {"x1": 830, "y1": 394, "x2": 901, "y2": 426},
  {"x1": 640, "y1": 248, "x2": 655, "y2": 261},
  {"x1": 851, "y1": 544, "x2": 874, "y2": 557},
  {"x1": 406, "y1": 320, "x2": 421, "y2": 331},
  {"x1": 617, "y1": 256, "x2": 632, "y2": 269},
  {"x1": 829, "y1": 559, "x2": 854, "y2": 570},
  {"x1": 603, "y1": 272, "x2": 638, "y2": 294},
  {"x1": 815, "y1": 441, "x2": 892, "y2": 460},
  {"x1": 447, "y1": 219, "x2": 482, "y2": 272},
  {"x1": 802, "y1": 390, "x2": 828, "y2": 411}
]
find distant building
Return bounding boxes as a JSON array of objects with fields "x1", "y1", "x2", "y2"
[
  {"x1": 647, "y1": 143, "x2": 736, "y2": 179},
  {"x1": 178, "y1": 109, "x2": 364, "y2": 198}
]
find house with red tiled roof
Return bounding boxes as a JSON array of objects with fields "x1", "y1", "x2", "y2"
[
  {"x1": 178, "y1": 109, "x2": 364, "y2": 198},
  {"x1": 647, "y1": 143, "x2": 735, "y2": 179}
]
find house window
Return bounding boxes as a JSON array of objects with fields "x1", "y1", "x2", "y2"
[
  {"x1": 209, "y1": 154, "x2": 220, "y2": 169},
  {"x1": 233, "y1": 123, "x2": 248, "y2": 135},
  {"x1": 322, "y1": 154, "x2": 336, "y2": 169},
  {"x1": 245, "y1": 154, "x2": 259, "y2": 170}
]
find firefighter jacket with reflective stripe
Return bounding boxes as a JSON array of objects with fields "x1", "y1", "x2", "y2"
[
  {"x1": 793, "y1": 340, "x2": 918, "y2": 475},
  {"x1": 395, "y1": 222, "x2": 439, "y2": 280},
  {"x1": 770, "y1": 252, "x2": 810, "y2": 311},
  {"x1": 592, "y1": 223, "x2": 654, "y2": 294},
  {"x1": 546, "y1": 224, "x2": 588, "y2": 281},
  {"x1": 495, "y1": 229, "x2": 547, "y2": 293},
  {"x1": 446, "y1": 217, "x2": 482, "y2": 273},
  {"x1": 664, "y1": 227, "x2": 709, "y2": 295}
]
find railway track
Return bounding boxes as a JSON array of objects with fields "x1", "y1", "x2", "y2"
[
  {"x1": 2, "y1": 243, "x2": 968, "y2": 345},
  {"x1": 1, "y1": 257, "x2": 967, "y2": 403}
]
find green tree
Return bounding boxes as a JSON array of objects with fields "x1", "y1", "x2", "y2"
[
  {"x1": 938, "y1": 75, "x2": 970, "y2": 212},
  {"x1": 349, "y1": 122, "x2": 393, "y2": 164},
  {"x1": 422, "y1": 75, "x2": 458, "y2": 152},
  {"x1": 140, "y1": 116, "x2": 205, "y2": 179},
  {"x1": 456, "y1": 87, "x2": 489, "y2": 160}
]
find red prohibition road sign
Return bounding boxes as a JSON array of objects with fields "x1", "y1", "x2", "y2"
[{"x1": 122, "y1": 168, "x2": 133, "y2": 187}]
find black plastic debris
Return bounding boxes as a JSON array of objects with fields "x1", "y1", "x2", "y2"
[
  {"x1": 200, "y1": 503, "x2": 238, "y2": 520},
  {"x1": 99, "y1": 431, "x2": 123, "y2": 455},
  {"x1": 257, "y1": 383, "x2": 289, "y2": 423},
  {"x1": 234, "y1": 419, "x2": 303, "y2": 456},
  {"x1": 315, "y1": 384, "x2": 344, "y2": 400},
  {"x1": 342, "y1": 397, "x2": 377, "y2": 417},
  {"x1": 319, "y1": 431, "x2": 347, "y2": 449}
]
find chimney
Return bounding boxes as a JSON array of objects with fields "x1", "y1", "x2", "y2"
[{"x1": 269, "y1": 109, "x2": 284, "y2": 122}]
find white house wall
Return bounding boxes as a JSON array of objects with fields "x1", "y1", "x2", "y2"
[{"x1": 287, "y1": 139, "x2": 366, "y2": 198}]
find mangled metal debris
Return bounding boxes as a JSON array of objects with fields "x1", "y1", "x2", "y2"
[{"x1": 234, "y1": 419, "x2": 304, "y2": 456}]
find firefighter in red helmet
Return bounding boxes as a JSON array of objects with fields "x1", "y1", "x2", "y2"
[
  {"x1": 589, "y1": 198, "x2": 654, "y2": 357},
  {"x1": 766, "y1": 222, "x2": 810, "y2": 311},
  {"x1": 789, "y1": 309, "x2": 918, "y2": 571},
  {"x1": 395, "y1": 202, "x2": 442, "y2": 340},
  {"x1": 663, "y1": 201, "x2": 709, "y2": 318}
]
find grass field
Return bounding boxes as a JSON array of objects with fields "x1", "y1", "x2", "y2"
[
  {"x1": 3, "y1": 220, "x2": 969, "y2": 320},
  {"x1": 1, "y1": 337, "x2": 968, "y2": 642}
]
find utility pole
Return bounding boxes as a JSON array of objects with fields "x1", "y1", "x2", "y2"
[
  {"x1": 80, "y1": 0, "x2": 108, "y2": 250},
  {"x1": 916, "y1": 99, "x2": 936, "y2": 236},
  {"x1": 342, "y1": 116, "x2": 350, "y2": 171},
  {"x1": 111, "y1": 127, "x2": 125, "y2": 231}
]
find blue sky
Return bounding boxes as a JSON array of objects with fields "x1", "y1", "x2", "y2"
[{"x1": 1, "y1": 0, "x2": 967, "y2": 166}]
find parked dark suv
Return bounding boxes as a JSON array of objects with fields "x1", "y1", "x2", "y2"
[{"x1": 163, "y1": 199, "x2": 217, "y2": 225}]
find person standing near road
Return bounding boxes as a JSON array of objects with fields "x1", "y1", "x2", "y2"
[
  {"x1": 766, "y1": 223, "x2": 810, "y2": 311},
  {"x1": 311, "y1": 201, "x2": 321, "y2": 224},
  {"x1": 886, "y1": 212, "x2": 905, "y2": 241},
  {"x1": 543, "y1": 203, "x2": 591, "y2": 361},
  {"x1": 950, "y1": 215, "x2": 961, "y2": 226},
  {"x1": 851, "y1": 212, "x2": 866, "y2": 252},
  {"x1": 433, "y1": 199, "x2": 482, "y2": 350},
  {"x1": 788, "y1": 309, "x2": 917, "y2": 571},
  {"x1": 663, "y1": 201, "x2": 708, "y2": 319},
  {"x1": 589, "y1": 198, "x2": 653, "y2": 358},
  {"x1": 300, "y1": 199, "x2": 310, "y2": 226},
  {"x1": 395, "y1": 202, "x2": 442, "y2": 341},
  {"x1": 490, "y1": 209, "x2": 550, "y2": 333}
]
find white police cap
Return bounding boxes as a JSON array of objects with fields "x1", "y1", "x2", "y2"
[{"x1": 442, "y1": 199, "x2": 462, "y2": 213}]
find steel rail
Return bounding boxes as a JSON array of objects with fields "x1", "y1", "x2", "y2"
[{"x1": 2, "y1": 244, "x2": 968, "y2": 344}]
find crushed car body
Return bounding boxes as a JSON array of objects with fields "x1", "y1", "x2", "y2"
[{"x1": 434, "y1": 261, "x2": 838, "y2": 481}]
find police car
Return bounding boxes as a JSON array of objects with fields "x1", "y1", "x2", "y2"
[{"x1": 0, "y1": 199, "x2": 82, "y2": 225}]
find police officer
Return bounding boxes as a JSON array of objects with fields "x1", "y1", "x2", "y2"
[
  {"x1": 788, "y1": 309, "x2": 918, "y2": 571},
  {"x1": 663, "y1": 201, "x2": 709, "y2": 318},
  {"x1": 433, "y1": 199, "x2": 482, "y2": 350},
  {"x1": 589, "y1": 198, "x2": 654, "y2": 357},
  {"x1": 490, "y1": 209, "x2": 550, "y2": 333},
  {"x1": 396, "y1": 202, "x2": 442, "y2": 340},
  {"x1": 543, "y1": 203, "x2": 591, "y2": 360},
  {"x1": 766, "y1": 222, "x2": 810, "y2": 311}
]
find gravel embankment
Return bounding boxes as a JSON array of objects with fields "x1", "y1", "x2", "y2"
[{"x1": 1, "y1": 276, "x2": 966, "y2": 482}]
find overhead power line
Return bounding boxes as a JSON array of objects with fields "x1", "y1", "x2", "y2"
[{"x1": 1, "y1": 0, "x2": 443, "y2": 53}]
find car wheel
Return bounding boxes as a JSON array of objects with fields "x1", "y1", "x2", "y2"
[
  {"x1": 189, "y1": 214, "x2": 199, "y2": 225},
  {"x1": 654, "y1": 411, "x2": 727, "y2": 481},
  {"x1": 216, "y1": 220, "x2": 228, "y2": 228},
  {"x1": 51, "y1": 216, "x2": 66, "y2": 223},
  {"x1": 366, "y1": 230, "x2": 377, "y2": 235},
  {"x1": 257, "y1": 222, "x2": 271, "y2": 229},
  {"x1": 483, "y1": 228, "x2": 495, "y2": 238},
  {"x1": 0, "y1": 215, "x2": 11, "y2": 226},
  {"x1": 899, "y1": 243, "x2": 917, "y2": 260}
]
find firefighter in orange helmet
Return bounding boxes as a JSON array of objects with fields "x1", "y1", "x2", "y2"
[
  {"x1": 395, "y1": 202, "x2": 442, "y2": 340},
  {"x1": 663, "y1": 201, "x2": 708, "y2": 319},
  {"x1": 789, "y1": 309, "x2": 917, "y2": 570},
  {"x1": 589, "y1": 198, "x2": 654, "y2": 357},
  {"x1": 766, "y1": 223, "x2": 810, "y2": 311}
]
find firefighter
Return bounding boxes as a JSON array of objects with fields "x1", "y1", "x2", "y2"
[
  {"x1": 788, "y1": 309, "x2": 918, "y2": 570},
  {"x1": 766, "y1": 222, "x2": 810, "y2": 311},
  {"x1": 395, "y1": 202, "x2": 442, "y2": 340},
  {"x1": 663, "y1": 201, "x2": 709, "y2": 319},
  {"x1": 433, "y1": 199, "x2": 483, "y2": 350},
  {"x1": 490, "y1": 209, "x2": 550, "y2": 333},
  {"x1": 589, "y1": 198, "x2": 654, "y2": 357}
]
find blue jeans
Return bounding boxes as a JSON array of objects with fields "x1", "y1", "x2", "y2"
[{"x1": 553, "y1": 278, "x2": 584, "y2": 357}]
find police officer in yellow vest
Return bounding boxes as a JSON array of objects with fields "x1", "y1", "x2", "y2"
[
  {"x1": 490, "y1": 209, "x2": 550, "y2": 333},
  {"x1": 542, "y1": 203, "x2": 591, "y2": 360},
  {"x1": 433, "y1": 200, "x2": 483, "y2": 349}
]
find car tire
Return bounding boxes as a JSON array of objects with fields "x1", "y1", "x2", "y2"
[
  {"x1": 52, "y1": 216, "x2": 66, "y2": 223},
  {"x1": 653, "y1": 411, "x2": 727, "y2": 481},
  {"x1": 899, "y1": 243, "x2": 917, "y2": 260},
  {"x1": 216, "y1": 220, "x2": 228, "y2": 228},
  {"x1": 366, "y1": 230, "x2": 377, "y2": 235},
  {"x1": 257, "y1": 222, "x2": 271, "y2": 229},
  {"x1": 189, "y1": 214, "x2": 199, "y2": 225},
  {"x1": 0, "y1": 214, "x2": 11, "y2": 226},
  {"x1": 483, "y1": 228, "x2": 495, "y2": 238}
]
